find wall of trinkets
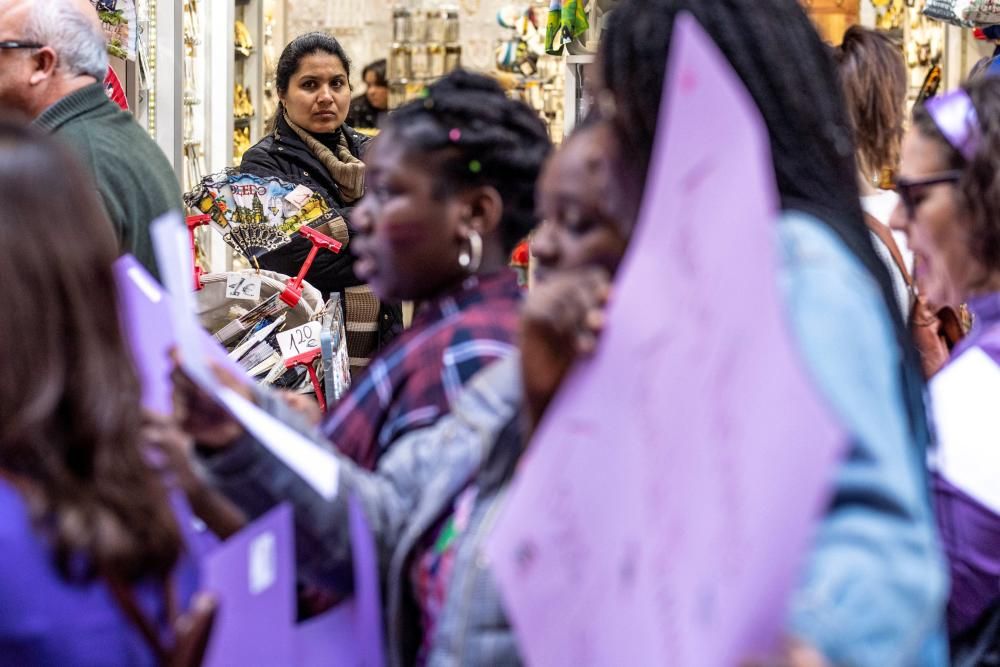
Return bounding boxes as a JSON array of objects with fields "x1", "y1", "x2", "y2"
[
  {"x1": 173, "y1": 0, "x2": 617, "y2": 279},
  {"x1": 282, "y1": 0, "x2": 576, "y2": 141},
  {"x1": 93, "y1": 0, "x2": 183, "y2": 169},
  {"x1": 803, "y1": 0, "x2": 994, "y2": 102}
]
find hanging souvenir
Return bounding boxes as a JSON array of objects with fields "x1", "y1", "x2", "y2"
[
  {"x1": 184, "y1": 171, "x2": 341, "y2": 263},
  {"x1": 545, "y1": 0, "x2": 589, "y2": 56},
  {"x1": 923, "y1": 0, "x2": 1000, "y2": 26},
  {"x1": 90, "y1": 0, "x2": 138, "y2": 61}
]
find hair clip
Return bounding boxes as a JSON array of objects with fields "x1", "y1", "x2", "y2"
[
  {"x1": 926, "y1": 89, "x2": 981, "y2": 162},
  {"x1": 449, "y1": 128, "x2": 462, "y2": 143},
  {"x1": 469, "y1": 160, "x2": 482, "y2": 174}
]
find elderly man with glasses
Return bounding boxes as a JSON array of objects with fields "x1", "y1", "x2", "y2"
[{"x1": 0, "y1": 0, "x2": 181, "y2": 279}]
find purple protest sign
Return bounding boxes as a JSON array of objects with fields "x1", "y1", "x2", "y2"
[
  {"x1": 485, "y1": 13, "x2": 845, "y2": 666},
  {"x1": 114, "y1": 254, "x2": 175, "y2": 415},
  {"x1": 113, "y1": 254, "x2": 251, "y2": 415},
  {"x1": 202, "y1": 504, "x2": 296, "y2": 667},
  {"x1": 294, "y1": 494, "x2": 386, "y2": 667}
]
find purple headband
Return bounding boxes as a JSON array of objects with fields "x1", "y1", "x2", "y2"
[{"x1": 925, "y1": 89, "x2": 981, "y2": 162}]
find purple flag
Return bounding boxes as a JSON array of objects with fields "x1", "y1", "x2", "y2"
[
  {"x1": 294, "y1": 494, "x2": 386, "y2": 667},
  {"x1": 485, "y1": 13, "x2": 845, "y2": 666},
  {"x1": 202, "y1": 504, "x2": 296, "y2": 666},
  {"x1": 113, "y1": 254, "x2": 250, "y2": 415},
  {"x1": 114, "y1": 254, "x2": 176, "y2": 415}
]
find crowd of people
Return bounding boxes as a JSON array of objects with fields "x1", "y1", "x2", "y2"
[{"x1": 4, "y1": 0, "x2": 1000, "y2": 664}]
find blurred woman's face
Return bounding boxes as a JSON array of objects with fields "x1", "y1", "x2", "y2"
[
  {"x1": 351, "y1": 130, "x2": 471, "y2": 302},
  {"x1": 280, "y1": 52, "x2": 352, "y2": 134},
  {"x1": 532, "y1": 122, "x2": 630, "y2": 282},
  {"x1": 889, "y1": 128, "x2": 981, "y2": 307},
  {"x1": 364, "y1": 70, "x2": 388, "y2": 110}
]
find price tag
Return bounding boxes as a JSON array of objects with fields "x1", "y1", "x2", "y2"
[
  {"x1": 276, "y1": 322, "x2": 321, "y2": 362},
  {"x1": 285, "y1": 184, "x2": 315, "y2": 209},
  {"x1": 226, "y1": 274, "x2": 263, "y2": 301}
]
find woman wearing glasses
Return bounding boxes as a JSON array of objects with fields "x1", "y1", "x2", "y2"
[{"x1": 890, "y1": 77, "x2": 1000, "y2": 647}]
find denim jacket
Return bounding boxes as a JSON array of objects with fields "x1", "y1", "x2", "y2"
[{"x1": 201, "y1": 211, "x2": 947, "y2": 666}]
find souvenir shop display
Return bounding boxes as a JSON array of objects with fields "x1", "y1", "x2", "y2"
[
  {"x1": 388, "y1": 3, "x2": 463, "y2": 109},
  {"x1": 92, "y1": 0, "x2": 139, "y2": 60},
  {"x1": 495, "y1": 3, "x2": 565, "y2": 140},
  {"x1": 924, "y1": 0, "x2": 1000, "y2": 26},
  {"x1": 196, "y1": 271, "x2": 351, "y2": 404},
  {"x1": 232, "y1": 2, "x2": 262, "y2": 165},
  {"x1": 183, "y1": 0, "x2": 206, "y2": 193},
  {"x1": 184, "y1": 169, "x2": 353, "y2": 404}
]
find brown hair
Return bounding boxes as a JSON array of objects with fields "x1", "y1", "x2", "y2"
[
  {"x1": 835, "y1": 26, "x2": 907, "y2": 180},
  {"x1": 0, "y1": 118, "x2": 182, "y2": 582},
  {"x1": 913, "y1": 77, "x2": 1000, "y2": 274}
]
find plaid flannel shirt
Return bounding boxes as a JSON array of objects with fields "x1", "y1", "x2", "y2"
[{"x1": 322, "y1": 270, "x2": 521, "y2": 470}]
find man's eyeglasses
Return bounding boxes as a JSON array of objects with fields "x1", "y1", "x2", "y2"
[
  {"x1": 894, "y1": 170, "x2": 963, "y2": 220},
  {"x1": 0, "y1": 41, "x2": 43, "y2": 50}
]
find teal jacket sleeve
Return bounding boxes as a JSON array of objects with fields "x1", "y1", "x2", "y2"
[{"x1": 779, "y1": 212, "x2": 949, "y2": 666}]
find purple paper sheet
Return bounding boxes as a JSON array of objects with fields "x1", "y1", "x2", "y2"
[
  {"x1": 485, "y1": 14, "x2": 846, "y2": 666},
  {"x1": 202, "y1": 504, "x2": 296, "y2": 667},
  {"x1": 294, "y1": 494, "x2": 386, "y2": 667},
  {"x1": 113, "y1": 254, "x2": 251, "y2": 415}
]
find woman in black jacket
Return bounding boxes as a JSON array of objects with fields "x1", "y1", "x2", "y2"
[{"x1": 240, "y1": 32, "x2": 399, "y2": 373}]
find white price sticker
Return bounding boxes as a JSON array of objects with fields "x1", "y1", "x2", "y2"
[
  {"x1": 226, "y1": 274, "x2": 262, "y2": 301},
  {"x1": 248, "y1": 531, "x2": 277, "y2": 595},
  {"x1": 276, "y1": 322, "x2": 321, "y2": 361}
]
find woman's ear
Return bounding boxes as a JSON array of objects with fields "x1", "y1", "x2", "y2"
[{"x1": 462, "y1": 186, "x2": 504, "y2": 237}]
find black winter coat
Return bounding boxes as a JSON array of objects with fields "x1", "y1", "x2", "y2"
[{"x1": 239, "y1": 114, "x2": 369, "y2": 297}]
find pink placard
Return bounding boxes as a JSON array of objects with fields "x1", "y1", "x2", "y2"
[{"x1": 485, "y1": 13, "x2": 845, "y2": 666}]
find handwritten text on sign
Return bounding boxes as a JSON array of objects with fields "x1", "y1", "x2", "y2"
[
  {"x1": 277, "y1": 322, "x2": 321, "y2": 362},
  {"x1": 226, "y1": 274, "x2": 263, "y2": 301}
]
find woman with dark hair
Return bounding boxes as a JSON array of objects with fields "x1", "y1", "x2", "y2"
[
  {"x1": 835, "y1": 25, "x2": 912, "y2": 317},
  {"x1": 0, "y1": 119, "x2": 197, "y2": 664},
  {"x1": 890, "y1": 77, "x2": 1000, "y2": 645},
  {"x1": 241, "y1": 32, "x2": 396, "y2": 374},
  {"x1": 346, "y1": 59, "x2": 388, "y2": 131}
]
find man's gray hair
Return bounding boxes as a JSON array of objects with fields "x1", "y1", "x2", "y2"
[{"x1": 24, "y1": 0, "x2": 108, "y2": 80}]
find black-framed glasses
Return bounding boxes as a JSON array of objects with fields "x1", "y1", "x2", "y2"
[
  {"x1": 894, "y1": 170, "x2": 963, "y2": 220},
  {"x1": 0, "y1": 41, "x2": 43, "y2": 50}
]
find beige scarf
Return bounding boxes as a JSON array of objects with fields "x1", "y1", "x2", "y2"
[{"x1": 283, "y1": 112, "x2": 366, "y2": 203}]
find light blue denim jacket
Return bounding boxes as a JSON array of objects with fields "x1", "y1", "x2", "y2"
[
  {"x1": 780, "y1": 211, "x2": 948, "y2": 666},
  {"x1": 202, "y1": 211, "x2": 948, "y2": 666}
]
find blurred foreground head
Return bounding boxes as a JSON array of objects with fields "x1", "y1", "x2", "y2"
[{"x1": 0, "y1": 117, "x2": 180, "y2": 582}]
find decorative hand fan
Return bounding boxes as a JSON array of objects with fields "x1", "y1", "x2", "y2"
[{"x1": 184, "y1": 170, "x2": 340, "y2": 263}]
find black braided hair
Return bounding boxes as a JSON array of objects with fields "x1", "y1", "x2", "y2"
[
  {"x1": 600, "y1": 0, "x2": 929, "y2": 445},
  {"x1": 383, "y1": 70, "x2": 553, "y2": 253}
]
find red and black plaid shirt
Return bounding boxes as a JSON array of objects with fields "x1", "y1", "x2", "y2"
[{"x1": 322, "y1": 271, "x2": 522, "y2": 470}]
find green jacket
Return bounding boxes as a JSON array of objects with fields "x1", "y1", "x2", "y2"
[{"x1": 34, "y1": 83, "x2": 181, "y2": 279}]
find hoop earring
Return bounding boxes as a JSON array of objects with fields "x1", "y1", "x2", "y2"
[{"x1": 458, "y1": 229, "x2": 483, "y2": 273}]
